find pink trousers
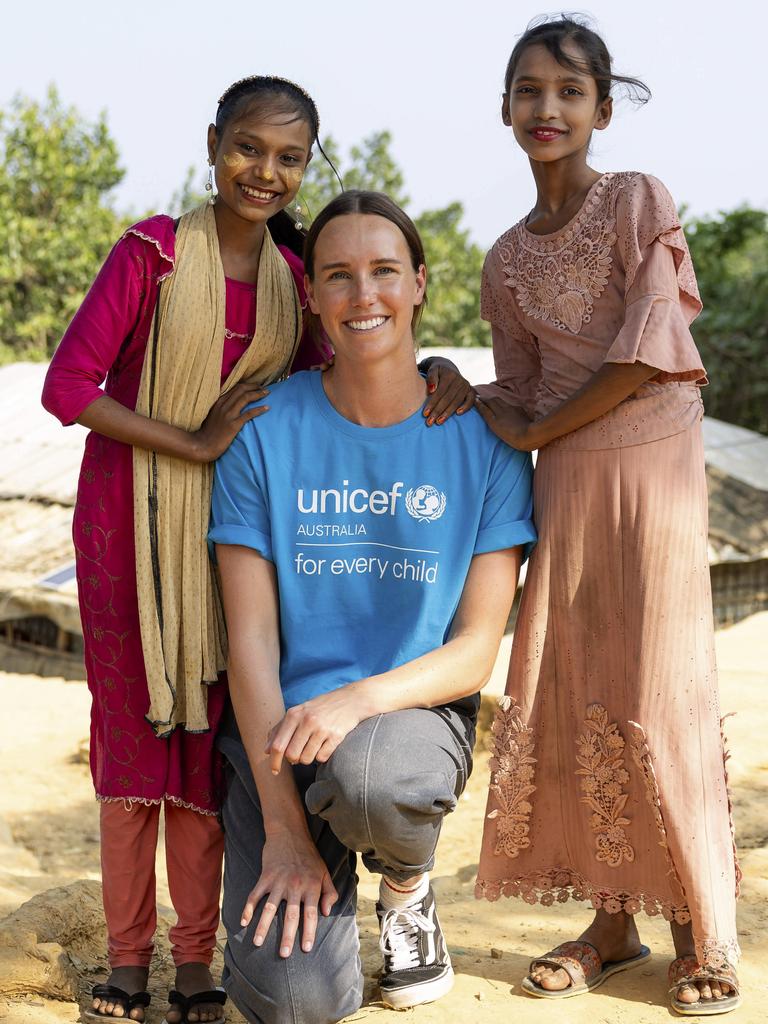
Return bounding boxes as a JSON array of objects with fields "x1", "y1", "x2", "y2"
[{"x1": 100, "y1": 800, "x2": 224, "y2": 968}]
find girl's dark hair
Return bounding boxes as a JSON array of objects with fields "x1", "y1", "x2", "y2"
[
  {"x1": 304, "y1": 190, "x2": 427, "y2": 332},
  {"x1": 215, "y1": 75, "x2": 340, "y2": 257},
  {"x1": 504, "y1": 15, "x2": 650, "y2": 105},
  {"x1": 216, "y1": 74, "x2": 320, "y2": 143}
]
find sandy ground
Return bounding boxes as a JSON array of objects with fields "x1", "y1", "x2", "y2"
[{"x1": 0, "y1": 614, "x2": 766, "y2": 1024}]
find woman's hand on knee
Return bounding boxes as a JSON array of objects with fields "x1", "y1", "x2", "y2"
[
  {"x1": 266, "y1": 690, "x2": 369, "y2": 773},
  {"x1": 241, "y1": 833, "x2": 338, "y2": 957}
]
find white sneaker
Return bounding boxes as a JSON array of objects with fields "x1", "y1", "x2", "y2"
[{"x1": 376, "y1": 884, "x2": 454, "y2": 1008}]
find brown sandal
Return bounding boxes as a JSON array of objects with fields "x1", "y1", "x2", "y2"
[
  {"x1": 522, "y1": 939, "x2": 651, "y2": 999},
  {"x1": 669, "y1": 956, "x2": 741, "y2": 1016}
]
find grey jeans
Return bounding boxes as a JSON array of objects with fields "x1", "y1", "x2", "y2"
[{"x1": 218, "y1": 705, "x2": 474, "y2": 1024}]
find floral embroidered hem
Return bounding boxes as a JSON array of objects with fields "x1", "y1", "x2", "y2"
[
  {"x1": 486, "y1": 696, "x2": 536, "y2": 859},
  {"x1": 576, "y1": 704, "x2": 634, "y2": 867},
  {"x1": 474, "y1": 870, "x2": 740, "y2": 971}
]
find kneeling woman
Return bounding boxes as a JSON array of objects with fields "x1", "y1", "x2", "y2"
[{"x1": 208, "y1": 191, "x2": 536, "y2": 1023}]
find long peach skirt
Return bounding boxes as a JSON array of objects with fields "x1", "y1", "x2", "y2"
[{"x1": 476, "y1": 421, "x2": 740, "y2": 970}]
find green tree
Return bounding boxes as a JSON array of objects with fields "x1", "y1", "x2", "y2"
[
  {"x1": 0, "y1": 86, "x2": 127, "y2": 361},
  {"x1": 685, "y1": 207, "x2": 768, "y2": 434},
  {"x1": 299, "y1": 131, "x2": 487, "y2": 348},
  {"x1": 343, "y1": 131, "x2": 408, "y2": 204},
  {"x1": 296, "y1": 135, "x2": 343, "y2": 224},
  {"x1": 169, "y1": 164, "x2": 208, "y2": 216},
  {"x1": 415, "y1": 204, "x2": 486, "y2": 348}
]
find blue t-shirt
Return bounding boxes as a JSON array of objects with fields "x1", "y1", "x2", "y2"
[{"x1": 209, "y1": 371, "x2": 536, "y2": 720}]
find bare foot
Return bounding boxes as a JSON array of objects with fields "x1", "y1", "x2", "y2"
[
  {"x1": 166, "y1": 963, "x2": 224, "y2": 1024},
  {"x1": 671, "y1": 921, "x2": 736, "y2": 1006},
  {"x1": 92, "y1": 966, "x2": 149, "y2": 1020},
  {"x1": 529, "y1": 910, "x2": 642, "y2": 992}
]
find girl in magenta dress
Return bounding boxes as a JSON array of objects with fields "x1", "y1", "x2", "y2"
[{"x1": 42, "y1": 77, "x2": 330, "y2": 1024}]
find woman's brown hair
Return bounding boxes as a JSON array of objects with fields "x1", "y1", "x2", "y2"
[{"x1": 304, "y1": 190, "x2": 427, "y2": 332}]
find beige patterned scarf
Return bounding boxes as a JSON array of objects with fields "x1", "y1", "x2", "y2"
[{"x1": 133, "y1": 202, "x2": 301, "y2": 735}]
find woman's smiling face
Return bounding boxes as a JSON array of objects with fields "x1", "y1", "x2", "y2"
[
  {"x1": 504, "y1": 41, "x2": 612, "y2": 162},
  {"x1": 207, "y1": 102, "x2": 312, "y2": 224},
  {"x1": 305, "y1": 213, "x2": 426, "y2": 365}
]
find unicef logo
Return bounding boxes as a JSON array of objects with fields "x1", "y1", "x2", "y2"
[{"x1": 405, "y1": 485, "x2": 447, "y2": 522}]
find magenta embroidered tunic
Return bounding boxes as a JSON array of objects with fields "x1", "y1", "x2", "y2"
[{"x1": 42, "y1": 216, "x2": 328, "y2": 814}]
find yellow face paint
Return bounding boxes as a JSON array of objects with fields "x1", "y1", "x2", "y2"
[
  {"x1": 221, "y1": 151, "x2": 247, "y2": 180},
  {"x1": 282, "y1": 166, "x2": 304, "y2": 189},
  {"x1": 223, "y1": 119, "x2": 309, "y2": 191}
]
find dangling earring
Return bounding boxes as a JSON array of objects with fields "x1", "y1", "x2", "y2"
[
  {"x1": 293, "y1": 198, "x2": 304, "y2": 230},
  {"x1": 205, "y1": 160, "x2": 216, "y2": 205}
]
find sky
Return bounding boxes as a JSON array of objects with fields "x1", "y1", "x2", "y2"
[{"x1": 2, "y1": 0, "x2": 767, "y2": 247}]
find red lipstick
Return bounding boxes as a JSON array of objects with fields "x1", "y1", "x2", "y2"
[{"x1": 529, "y1": 127, "x2": 566, "y2": 142}]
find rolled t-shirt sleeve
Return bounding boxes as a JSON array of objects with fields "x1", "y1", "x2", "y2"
[
  {"x1": 474, "y1": 441, "x2": 536, "y2": 559},
  {"x1": 209, "y1": 426, "x2": 273, "y2": 561}
]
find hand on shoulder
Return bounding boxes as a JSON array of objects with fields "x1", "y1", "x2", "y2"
[{"x1": 421, "y1": 358, "x2": 476, "y2": 426}]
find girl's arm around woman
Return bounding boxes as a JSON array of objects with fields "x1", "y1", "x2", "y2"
[{"x1": 42, "y1": 230, "x2": 268, "y2": 462}]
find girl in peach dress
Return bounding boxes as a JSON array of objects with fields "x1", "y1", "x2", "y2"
[{"x1": 467, "y1": 15, "x2": 740, "y2": 1016}]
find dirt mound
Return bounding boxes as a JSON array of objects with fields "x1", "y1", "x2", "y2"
[{"x1": 0, "y1": 880, "x2": 104, "y2": 1000}]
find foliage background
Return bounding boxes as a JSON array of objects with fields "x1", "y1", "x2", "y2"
[
  {"x1": 1, "y1": 90, "x2": 766, "y2": 433},
  {"x1": 683, "y1": 209, "x2": 768, "y2": 435},
  {"x1": 0, "y1": 89, "x2": 128, "y2": 363}
]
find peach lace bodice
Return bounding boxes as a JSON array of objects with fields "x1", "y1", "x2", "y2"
[
  {"x1": 495, "y1": 175, "x2": 619, "y2": 334},
  {"x1": 478, "y1": 172, "x2": 707, "y2": 450}
]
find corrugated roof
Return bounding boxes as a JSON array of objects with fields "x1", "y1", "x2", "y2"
[
  {"x1": 701, "y1": 418, "x2": 768, "y2": 492},
  {"x1": 0, "y1": 498, "x2": 79, "y2": 631},
  {"x1": 0, "y1": 362, "x2": 87, "y2": 505}
]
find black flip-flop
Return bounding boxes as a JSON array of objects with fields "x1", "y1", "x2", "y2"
[
  {"x1": 167, "y1": 988, "x2": 227, "y2": 1024},
  {"x1": 85, "y1": 984, "x2": 151, "y2": 1020}
]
